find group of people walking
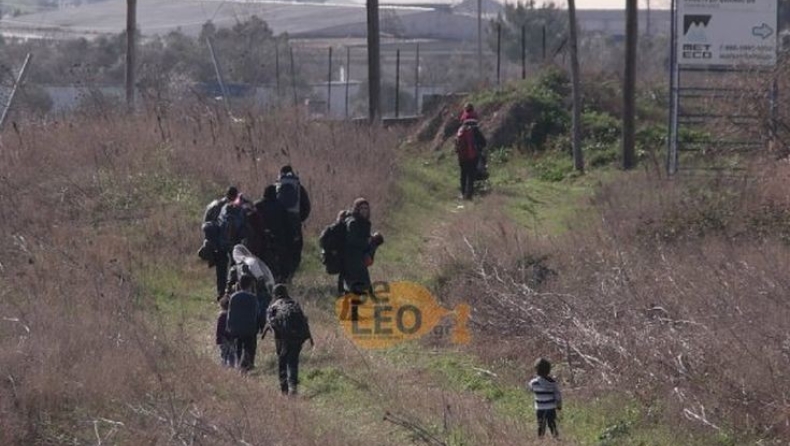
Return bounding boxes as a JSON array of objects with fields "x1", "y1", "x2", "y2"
[
  {"x1": 195, "y1": 109, "x2": 563, "y2": 437},
  {"x1": 198, "y1": 164, "x2": 383, "y2": 395}
]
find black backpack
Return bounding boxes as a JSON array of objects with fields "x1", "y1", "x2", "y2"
[
  {"x1": 217, "y1": 203, "x2": 245, "y2": 251},
  {"x1": 319, "y1": 216, "x2": 348, "y2": 275},
  {"x1": 267, "y1": 299, "x2": 310, "y2": 341}
]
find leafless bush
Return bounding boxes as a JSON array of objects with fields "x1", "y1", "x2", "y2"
[
  {"x1": 0, "y1": 103, "x2": 401, "y2": 444},
  {"x1": 442, "y1": 168, "x2": 790, "y2": 440}
]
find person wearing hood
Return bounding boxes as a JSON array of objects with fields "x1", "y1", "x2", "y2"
[
  {"x1": 201, "y1": 186, "x2": 239, "y2": 299},
  {"x1": 226, "y1": 274, "x2": 260, "y2": 372},
  {"x1": 262, "y1": 284, "x2": 313, "y2": 396},
  {"x1": 253, "y1": 185, "x2": 292, "y2": 283},
  {"x1": 340, "y1": 198, "x2": 384, "y2": 295},
  {"x1": 275, "y1": 165, "x2": 311, "y2": 281}
]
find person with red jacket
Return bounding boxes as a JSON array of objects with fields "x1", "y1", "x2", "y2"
[
  {"x1": 455, "y1": 118, "x2": 487, "y2": 200},
  {"x1": 459, "y1": 102, "x2": 479, "y2": 123}
]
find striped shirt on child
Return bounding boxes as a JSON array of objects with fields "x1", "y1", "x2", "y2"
[{"x1": 528, "y1": 376, "x2": 562, "y2": 410}]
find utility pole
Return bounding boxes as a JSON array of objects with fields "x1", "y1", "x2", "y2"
[
  {"x1": 521, "y1": 24, "x2": 526, "y2": 80},
  {"x1": 568, "y1": 0, "x2": 583, "y2": 172},
  {"x1": 477, "y1": 0, "x2": 483, "y2": 83},
  {"x1": 327, "y1": 46, "x2": 333, "y2": 115},
  {"x1": 275, "y1": 44, "x2": 281, "y2": 104},
  {"x1": 290, "y1": 46, "x2": 298, "y2": 108},
  {"x1": 623, "y1": 0, "x2": 638, "y2": 169},
  {"x1": 366, "y1": 0, "x2": 381, "y2": 122},
  {"x1": 395, "y1": 48, "x2": 400, "y2": 118},
  {"x1": 542, "y1": 25, "x2": 547, "y2": 62},
  {"x1": 414, "y1": 43, "x2": 420, "y2": 115},
  {"x1": 125, "y1": 0, "x2": 136, "y2": 110},
  {"x1": 345, "y1": 46, "x2": 351, "y2": 119},
  {"x1": 496, "y1": 22, "x2": 502, "y2": 87}
]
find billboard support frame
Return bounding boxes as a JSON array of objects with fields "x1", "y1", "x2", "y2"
[{"x1": 667, "y1": 0, "x2": 780, "y2": 175}]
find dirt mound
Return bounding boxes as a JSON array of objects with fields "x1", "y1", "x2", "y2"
[{"x1": 414, "y1": 85, "x2": 569, "y2": 152}]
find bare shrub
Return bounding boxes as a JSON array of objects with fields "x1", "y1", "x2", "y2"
[
  {"x1": 442, "y1": 168, "x2": 790, "y2": 440},
  {"x1": 0, "y1": 104, "x2": 401, "y2": 444}
]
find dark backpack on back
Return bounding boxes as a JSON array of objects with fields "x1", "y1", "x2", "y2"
[
  {"x1": 319, "y1": 215, "x2": 348, "y2": 275},
  {"x1": 268, "y1": 299, "x2": 310, "y2": 341},
  {"x1": 276, "y1": 174, "x2": 301, "y2": 214},
  {"x1": 218, "y1": 203, "x2": 245, "y2": 251}
]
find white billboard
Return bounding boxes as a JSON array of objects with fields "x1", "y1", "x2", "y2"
[{"x1": 677, "y1": 0, "x2": 777, "y2": 66}]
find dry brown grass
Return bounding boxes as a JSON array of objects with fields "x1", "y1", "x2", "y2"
[
  {"x1": 0, "y1": 104, "x2": 401, "y2": 445},
  {"x1": 436, "y1": 166, "x2": 790, "y2": 441}
]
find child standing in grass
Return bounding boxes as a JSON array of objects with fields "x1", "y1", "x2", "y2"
[
  {"x1": 216, "y1": 296, "x2": 235, "y2": 367},
  {"x1": 528, "y1": 358, "x2": 562, "y2": 438}
]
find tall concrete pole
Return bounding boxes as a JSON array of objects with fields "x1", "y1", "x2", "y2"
[
  {"x1": 125, "y1": 0, "x2": 137, "y2": 110},
  {"x1": 477, "y1": 0, "x2": 483, "y2": 82},
  {"x1": 366, "y1": 0, "x2": 381, "y2": 121},
  {"x1": 568, "y1": 0, "x2": 584, "y2": 172},
  {"x1": 623, "y1": 0, "x2": 638, "y2": 169}
]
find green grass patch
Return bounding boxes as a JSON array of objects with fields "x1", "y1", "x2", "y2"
[{"x1": 381, "y1": 151, "x2": 464, "y2": 281}]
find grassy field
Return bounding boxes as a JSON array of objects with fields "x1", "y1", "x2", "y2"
[{"x1": 2, "y1": 83, "x2": 788, "y2": 444}]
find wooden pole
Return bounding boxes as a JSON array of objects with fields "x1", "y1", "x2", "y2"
[
  {"x1": 496, "y1": 22, "x2": 502, "y2": 87},
  {"x1": 327, "y1": 46, "x2": 333, "y2": 115},
  {"x1": 125, "y1": 0, "x2": 136, "y2": 110},
  {"x1": 568, "y1": 0, "x2": 584, "y2": 172},
  {"x1": 290, "y1": 46, "x2": 298, "y2": 108},
  {"x1": 477, "y1": 0, "x2": 483, "y2": 83},
  {"x1": 414, "y1": 43, "x2": 420, "y2": 115},
  {"x1": 275, "y1": 43, "x2": 281, "y2": 103},
  {"x1": 521, "y1": 24, "x2": 526, "y2": 80},
  {"x1": 623, "y1": 0, "x2": 638, "y2": 169},
  {"x1": 366, "y1": 0, "x2": 381, "y2": 122},
  {"x1": 345, "y1": 46, "x2": 351, "y2": 119},
  {"x1": 395, "y1": 48, "x2": 400, "y2": 118},
  {"x1": 542, "y1": 25, "x2": 547, "y2": 62}
]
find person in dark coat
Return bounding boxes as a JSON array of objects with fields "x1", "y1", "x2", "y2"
[
  {"x1": 275, "y1": 165, "x2": 312, "y2": 281},
  {"x1": 202, "y1": 186, "x2": 239, "y2": 299},
  {"x1": 254, "y1": 185, "x2": 293, "y2": 283},
  {"x1": 215, "y1": 296, "x2": 235, "y2": 367},
  {"x1": 263, "y1": 284, "x2": 313, "y2": 396},
  {"x1": 340, "y1": 198, "x2": 383, "y2": 295},
  {"x1": 227, "y1": 274, "x2": 260, "y2": 372}
]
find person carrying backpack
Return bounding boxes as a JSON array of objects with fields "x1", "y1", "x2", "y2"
[
  {"x1": 319, "y1": 209, "x2": 350, "y2": 295},
  {"x1": 226, "y1": 274, "x2": 261, "y2": 372},
  {"x1": 340, "y1": 198, "x2": 384, "y2": 296},
  {"x1": 226, "y1": 244, "x2": 276, "y2": 322},
  {"x1": 199, "y1": 186, "x2": 239, "y2": 299},
  {"x1": 275, "y1": 165, "x2": 311, "y2": 281},
  {"x1": 455, "y1": 119, "x2": 487, "y2": 200},
  {"x1": 254, "y1": 185, "x2": 292, "y2": 283},
  {"x1": 263, "y1": 284, "x2": 313, "y2": 396}
]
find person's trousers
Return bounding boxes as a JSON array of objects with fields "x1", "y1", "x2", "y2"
[
  {"x1": 235, "y1": 335, "x2": 258, "y2": 371},
  {"x1": 214, "y1": 251, "x2": 230, "y2": 298},
  {"x1": 276, "y1": 338, "x2": 304, "y2": 393},
  {"x1": 219, "y1": 341, "x2": 236, "y2": 367},
  {"x1": 459, "y1": 159, "x2": 477, "y2": 199},
  {"x1": 536, "y1": 409, "x2": 558, "y2": 437}
]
